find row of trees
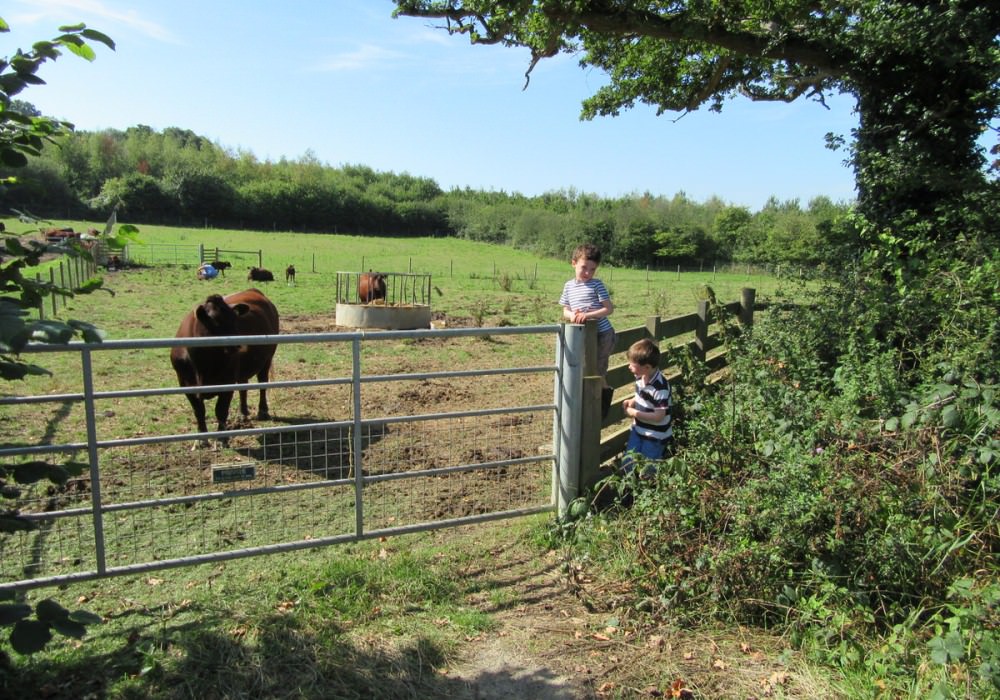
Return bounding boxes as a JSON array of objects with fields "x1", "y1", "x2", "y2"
[{"x1": 2, "y1": 120, "x2": 854, "y2": 268}]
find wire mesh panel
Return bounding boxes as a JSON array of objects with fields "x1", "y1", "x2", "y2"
[{"x1": 0, "y1": 326, "x2": 562, "y2": 590}]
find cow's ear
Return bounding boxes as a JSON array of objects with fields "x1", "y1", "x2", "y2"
[{"x1": 232, "y1": 303, "x2": 251, "y2": 316}]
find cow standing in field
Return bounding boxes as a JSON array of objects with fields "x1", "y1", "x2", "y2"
[
  {"x1": 170, "y1": 289, "x2": 280, "y2": 446},
  {"x1": 285, "y1": 265, "x2": 296, "y2": 285},
  {"x1": 210, "y1": 260, "x2": 232, "y2": 276},
  {"x1": 358, "y1": 271, "x2": 387, "y2": 303},
  {"x1": 248, "y1": 266, "x2": 274, "y2": 282}
]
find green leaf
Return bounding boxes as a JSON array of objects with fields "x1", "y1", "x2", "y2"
[
  {"x1": 0, "y1": 150, "x2": 28, "y2": 167},
  {"x1": 80, "y1": 28, "x2": 115, "y2": 50},
  {"x1": 61, "y1": 41, "x2": 96, "y2": 61},
  {"x1": 940, "y1": 405, "x2": 960, "y2": 429},
  {"x1": 884, "y1": 416, "x2": 899, "y2": 432},
  {"x1": 10, "y1": 618, "x2": 52, "y2": 654},
  {"x1": 928, "y1": 630, "x2": 965, "y2": 665}
]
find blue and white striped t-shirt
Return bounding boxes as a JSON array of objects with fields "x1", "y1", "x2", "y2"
[
  {"x1": 632, "y1": 369, "x2": 673, "y2": 441},
  {"x1": 559, "y1": 278, "x2": 614, "y2": 333}
]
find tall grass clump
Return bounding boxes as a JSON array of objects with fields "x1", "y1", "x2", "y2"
[{"x1": 562, "y1": 246, "x2": 1000, "y2": 697}]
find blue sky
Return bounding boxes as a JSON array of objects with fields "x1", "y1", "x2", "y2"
[{"x1": 6, "y1": 0, "x2": 861, "y2": 210}]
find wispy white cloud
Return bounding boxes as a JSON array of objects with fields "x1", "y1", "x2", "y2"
[
  {"x1": 312, "y1": 44, "x2": 405, "y2": 72},
  {"x1": 10, "y1": 0, "x2": 178, "y2": 43}
]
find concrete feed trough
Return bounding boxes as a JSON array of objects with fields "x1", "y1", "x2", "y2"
[{"x1": 334, "y1": 271, "x2": 432, "y2": 330}]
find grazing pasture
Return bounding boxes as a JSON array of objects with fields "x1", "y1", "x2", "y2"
[{"x1": 0, "y1": 223, "x2": 822, "y2": 699}]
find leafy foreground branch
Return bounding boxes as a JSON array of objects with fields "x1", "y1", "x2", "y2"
[
  {"x1": 561, "y1": 262, "x2": 1000, "y2": 697},
  {"x1": 1, "y1": 17, "x2": 139, "y2": 661}
]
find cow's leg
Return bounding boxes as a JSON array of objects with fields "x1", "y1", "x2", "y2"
[
  {"x1": 185, "y1": 394, "x2": 213, "y2": 450},
  {"x1": 255, "y1": 362, "x2": 272, "y2": 420},
  {"x1": 213, "y1": 391, "x2": 235, "y2": 447},
  {"x1": 187, "y1": 394, "x2": 209, "y2": 433},
  {"x1": 238, "y1": 384, "x2": 250, "y2": 419}
]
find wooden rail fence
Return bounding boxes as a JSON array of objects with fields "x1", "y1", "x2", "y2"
[{"x1": 577, "y1": 287, "x2": 756, "y2": 489}]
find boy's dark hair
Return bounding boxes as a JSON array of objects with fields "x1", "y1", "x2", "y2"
[
  {"x1": 571, "y1": 243, "x2": 602, "y2": 265},
  {"x1": 627, "y1": 338, "x2": 660, "y2": 367}
]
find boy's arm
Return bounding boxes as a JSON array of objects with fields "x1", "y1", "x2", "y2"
[
  {"x1": 626, "y1": 405, "x2": 666, "y2": 422},
  {"x1": 575, "y1": 299, "x2": 613, "y2": 322}
]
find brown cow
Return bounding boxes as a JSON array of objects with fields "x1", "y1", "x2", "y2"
[
  {"x1": 358, "y1": 271, "x2": 387, "y2": 303},
  {"x1": 170, "y1": 289, "x2": 279, "y2": 446},
  {"x1": 248, "y1": 266, "x2": 274, "y2": 282},
  {"x1": 285, "y1": 264, "x2": 296, "y2": 284}
]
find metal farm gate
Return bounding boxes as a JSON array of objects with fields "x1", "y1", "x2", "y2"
[{"x1": 0, "y1": 325, "x2": 590, "y2": 592}]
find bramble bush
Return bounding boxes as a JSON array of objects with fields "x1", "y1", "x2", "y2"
[{"x1": 565, "y1": 246, "x2": 1000, "y2": 696}]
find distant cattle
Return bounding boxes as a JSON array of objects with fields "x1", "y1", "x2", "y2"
[
  {"x1": 248, "y1": 266, "x2": 274, "y2": 282},
  {"x1": 285, "y1": 265, "x2": 296, "y2": 284},
  {"x1": 170, "y1": 289, "x2": 280, "y2": 446},
  {"x1": 210, "y1": 260, "x2": 232, "y2": 275},
  {"x1": 43, "y1": 227, "x2": 79, "y2": 244},
  {"x1": 358, "y1": 271, "x2": 387, "y2": 303}
]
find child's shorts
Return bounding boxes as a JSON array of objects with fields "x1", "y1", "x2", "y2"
[{"x1": 622, "y1": 429, "x2": 672, "y2": 478}]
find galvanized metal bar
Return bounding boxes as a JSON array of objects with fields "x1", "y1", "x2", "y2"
[
  {"x1": 352, "y1": 336, "x2": 364, "y2": 537},
  {"x1": 79, "y1": 348, "x2": 108, "y2": 575},
  {"x1": 14, "y1": 324, "x2": 564, "y2": 355},
  {"x1": 557, "y1": 324, "x2": 585, "y2": 513},
  {"x1": 0, "y1": 403, "x2": 554, "y2": 458},
  {"x1": 0, "y1": 503, "x2": 555, "y2": 594}
]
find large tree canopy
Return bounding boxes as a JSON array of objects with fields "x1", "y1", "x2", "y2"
[{"x1": 394, "y1": 1, "x2": 1000, "y2": 254}]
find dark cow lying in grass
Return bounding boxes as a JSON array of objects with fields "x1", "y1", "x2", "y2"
[
  {"x1": 170, "y1": 289, "x2": 279, "y2": 447},
  {"x1": 358, "y1": 271, "x2": 387, "y2": 303},
  {"x1": 248, "y1": 266, "x2": 274, "y2": 282}
]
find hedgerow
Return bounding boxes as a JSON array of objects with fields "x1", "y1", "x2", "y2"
[{"x1": 564, "y1": 248, "x2": 1000, "y2": 696}]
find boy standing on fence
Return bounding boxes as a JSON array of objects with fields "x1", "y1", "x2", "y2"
[
  {"x1": 621, "y1": 339, "x2": 673, "y2": 478},
  {"x1": 559, "y1": 243, "x2": 616, "y2": 417}
]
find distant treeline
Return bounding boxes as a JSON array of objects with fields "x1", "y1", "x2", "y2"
[{"x1": 3, "y1": 120, "x2": 858, "y2": 268}]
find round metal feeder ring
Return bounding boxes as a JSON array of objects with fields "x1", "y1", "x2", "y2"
[
  {"x1": 335, "y1": 302, "x2": 431, "y2": 330},
  {"x1": 334, "y1": 270, "x2": 433, "y2": 330}
]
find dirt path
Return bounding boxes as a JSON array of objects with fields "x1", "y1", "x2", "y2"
[
  {"x1": 422, "y1": 524, "x2": 836, "y2": 700},
  {"x1": 441, "y1": 546, "x2": 600, "y2": 699}
]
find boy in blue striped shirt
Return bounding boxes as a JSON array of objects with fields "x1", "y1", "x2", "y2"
[
  {"x1": 621, "y1": 339, "x2": 673, "y2": 478},
  {"x1": 559, "y1": 244, "x2": 616, "y2": 416}
]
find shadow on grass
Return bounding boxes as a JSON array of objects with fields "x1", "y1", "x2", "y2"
[
  {"x1": 232, "y1": 416, "x2": 388, "y2": 481},
  {"x1": 1, "y1": 605, "x2": 582, "y2": 699}
]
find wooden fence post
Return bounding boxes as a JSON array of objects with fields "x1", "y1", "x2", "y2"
[
  {"x1": 740, "y1": 287, "x2": 756, "y2": 327},
  {"x1": 583, "y1": 319, "x2": 598, "y2": 378},
  {"x1": 695, "y1": 299, "x2": 709, "y2": 363},
  {"x1": 646, "y1": 316, "x2": 659, "y2": 340},
  {"x1": 49, "y1": 268, "x2": 57, "y2": 316}
]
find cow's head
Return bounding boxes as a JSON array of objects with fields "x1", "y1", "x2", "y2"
[{"x1": 195, "y1": 295, "x2": 250, "y2": 336}]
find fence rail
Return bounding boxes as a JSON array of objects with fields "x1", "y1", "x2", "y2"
[
  {"x1": 578, "y1": 288, "x2": 756, "y2": 487},
  {"x1": 2, "y1": 291, "x2": 753, "y2": 591}
]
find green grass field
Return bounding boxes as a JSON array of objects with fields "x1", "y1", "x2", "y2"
[
  {"x1": 1, "y1": 222, "x2": 833, "y2": 699},
  {"x1": 22, "y1": 219, "x2": 785, "y2": 334}
]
